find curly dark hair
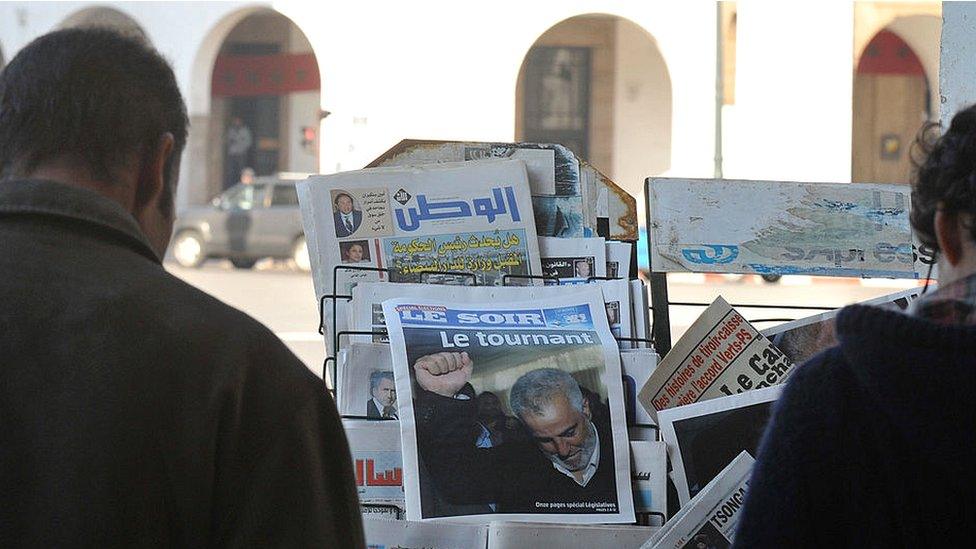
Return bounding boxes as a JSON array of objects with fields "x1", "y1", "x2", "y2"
[{"x1": 911, "y1": 105, "x2": 976, "y2": 251}]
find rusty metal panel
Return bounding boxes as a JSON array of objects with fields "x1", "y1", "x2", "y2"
[{"x1": 648, "y1": 178, "x2": 922, "y2": 278}]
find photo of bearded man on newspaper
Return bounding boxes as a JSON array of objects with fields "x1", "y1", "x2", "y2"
[{"x1": 383, "y1": 292, "x2": 634, "y2": 523}]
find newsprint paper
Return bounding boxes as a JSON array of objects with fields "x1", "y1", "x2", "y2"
[
  {"x1": 297, "y1": 158, "x2": 542, "y2": 355},
  {"x1": 349, "y1": 279, "x2": 632, "y2": 349},
  {"x1": 638, "y1": 297, "x2": 794, "y2": 420},
  {"x1": 487, "y1": 521, "x2": 658, "y2": 548},
  {"x1": 658, "y1": 385, "x2": 782, "y2": 504},
  {"x1": 337, "y1": 343, "x2": 398, "y2": 419},
  {"x1": 383, "y1": 288, "x2": 635, "y2": 523},
  {"x1": 363, "y1": 518, "x2": 488, "y2": 549},
  {"x1": 342, "y1": 420, "x2": 405, "y2": 512},
  {"x1": 642, "y1": 451, "x2": 755, "y2": 549}
]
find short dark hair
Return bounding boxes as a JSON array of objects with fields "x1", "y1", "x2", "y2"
[
  {"x1": 0, "y1": 28, "x2": 188, "y2": 213},
  {"x1": 369, "y1": 370, "x2": 394, "y2": 392},
  {"x1": 334, "y1": 192, "x2": 353, "y2": 205},
  {"x1": 911, "y1": 104, "x2": 976, "y2": 250}
]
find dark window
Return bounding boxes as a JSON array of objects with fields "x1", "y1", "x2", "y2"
[
  {"x1": 522, "y1": 46, "x2": 591, "y2": 159},
  {"x1": 271, "y1": 185, "x2": 299, "y2": 206}
]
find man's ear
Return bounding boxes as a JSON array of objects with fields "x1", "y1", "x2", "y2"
[
  {"x1": 135, "y1": 132, "x2": 175, "y2": 211},
  {"x1": 935, "y1": 208, "x2": 963, "y2": 267},
  {"x1": 581, "y1": 396, "x2": 591, "y2": 420}
]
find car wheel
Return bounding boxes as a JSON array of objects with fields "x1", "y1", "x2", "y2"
[
  {"x1": 230, "y1": 258, "x2": 257, "y2": 269},
  {"x1": 292, "y1": 235, "x2": 311, "y2": 272},
  {"x1": 172, "y1": 230, "x2": 206, "y2": 268},
  {"x1": 761, "y1": 274, "x2": 782, "y2": 283}
]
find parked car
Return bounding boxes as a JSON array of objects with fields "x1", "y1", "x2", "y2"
[{"x1": 170, "y1": 173, "x2": 310, "y2": 271}]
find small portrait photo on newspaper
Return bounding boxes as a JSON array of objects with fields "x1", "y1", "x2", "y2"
[
  {"x1": 340, "y1": 240, "x2": 372, "y2": 264},
  {"x1": 331, "y1": 189, "x2": 364, "y2": 238},
  {"x1": 383, "y1": 293, "x2": 634, "y2": 523}
]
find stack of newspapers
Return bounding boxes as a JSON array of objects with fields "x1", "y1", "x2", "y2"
[{"x1": 296, "y1": 144, "x2": 925, "y2": 548}]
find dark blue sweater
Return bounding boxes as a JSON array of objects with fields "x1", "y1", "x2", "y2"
[{"x1": 733, "y1": 304, "x2": 976, "y2": 547}]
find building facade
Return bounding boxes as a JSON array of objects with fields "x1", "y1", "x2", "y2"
[{"x1": 0, "y1": 1, "x2": 941, "y2": 220}]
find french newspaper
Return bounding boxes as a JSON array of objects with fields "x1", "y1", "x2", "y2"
[
  {"x1": 637, "y1": 297, "x2": 794, "y2": 419},
  {"x1": 382, "y1": 287, "x2": 634, "y2": 523},
  {"x1": 641, "y1": 451, "x2": 755, "y2": 549}
]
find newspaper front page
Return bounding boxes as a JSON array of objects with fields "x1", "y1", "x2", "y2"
[
  {"x1": 642, "y1": 451, "x2": 755, "y2": 549},
  {"x1": 630, "y1": 280, "x2": 651, "y2": 349},
  {"x1": 762, "y1": 287, "x2": 924, "y2": 365},
  {"x1": 383, "y1": 288, "x2": 635, "y2": 523},
  {"x1": 658, "y1": 385, "x2": 782, "y2": 504},
  {"x1": 622, "y1": 349, "x2": 659, "y2": 441},
  {"x1": 349, "y1": 280, "x2": 631, "y2": 348},
  {"x1": 539, "y1": 236, "x2": 607, "y2": 284},
  {"x1": 343, "y1": 420, "x2": 405, "y2": 512},
  {"x1": 638, "y1": 297, "x2": 794, "y2": 420},
  {"x1": 297, "y1": 159, "x2": 542, "y2": 355},
  {"x1": 606, "y1": 241, "x2": 633, "y2": 279},
  {"x1": 630, "y1": 440, "x2": 668, "y2": 525}
]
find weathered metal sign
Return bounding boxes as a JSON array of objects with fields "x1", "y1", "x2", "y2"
[{"x1": 648, "y1": 178, "x2": 924, "y2": 278}]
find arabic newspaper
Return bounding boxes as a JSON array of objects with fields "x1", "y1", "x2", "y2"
[
  {"x1": 297, "y1": 159, "x2": 542, "y2": 356},
  {"x1": 630, "y1": 440, "x2": 668, "y2": 525},
  {"x1": 487, "y1": 522, "x2": 659, "y2": 548},
  {"x1": 606, "y1": 241, "x2": 633, "y2": 279},
  {"x1": 343, "y1": 420, "x2": 405, "y2": 511},
  {"x1": 348, "y1": 280, "x2": 631, "y2": 349},
  {"x1": 337, "y1": 343, "x2": 398, "y2": 418},
  {"x1": 641, "y1": 451, "x2": 755, "y2": 549},
  {"x1": 370, "y1": 141, "x2": 592, "y2": 238},
  {"x1": 383, "y1": 288, "x2": 635, "y2": 523},
  {"x1": 539, "y1": 236, "x2": 607, "y2": 284},
  {"x1": 657, "y1": 385, "x2": 782, "y2": 504},
  {"x1": 621, "y1": 349, "x2": 659, "y2": 441},
  {"x1": 637, "y1": 297, "x2": 794, "y2": 420},
  {"x1": 762, "y1": 287, "x2": 924, "y2": 365},
  {"x1": 363, "y1": 519, "x2": 488, "y2": 549}
]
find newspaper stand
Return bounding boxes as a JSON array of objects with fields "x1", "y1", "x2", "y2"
[{"x1": 309, "y1": 143, "x2": 669, "y2": 545}]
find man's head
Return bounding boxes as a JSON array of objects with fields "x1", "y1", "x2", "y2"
[
  {"x1": 0, "y1": 28, "x2": 188, "y2": 258},
  {"x1": 912, "y1": 104, "x2": 976, "y2": 286},
  {"x1": 240, "y1": 168, "x2": 255, "y2": 185},
  {"x1": 369, "y1": 370, "x2": 396, "y2": 407},
  {"x1": 575, "y1": 260, "x2": 591, "y2": 278},
  {"x1": 334, "y1": 192, "x2": 354, "y2": 214},
  {"x1": 509, "y1": 368, "x2": 596, "y2": 472}
]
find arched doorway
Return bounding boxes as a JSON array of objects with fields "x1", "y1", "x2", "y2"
[
  {"x1": 515, "y1": 14, "x2": 672, "y2": 198},
  {"x1": 852, "y1": 29, "x2": 930, "y2": 184},
  {"x1": 206, "y1": 10, "x2": 321, "y2": 195},
  {"x1": 60, "y1": 7, "x2": 149, "y2": 43}
]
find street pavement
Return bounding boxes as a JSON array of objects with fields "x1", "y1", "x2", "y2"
[{"x1": 166, "y1": 260, "x2": 926, "y2": 378}]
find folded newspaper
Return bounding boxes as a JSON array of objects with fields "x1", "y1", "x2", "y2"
[
  {"x1": 383, "y1": 288, "x2": 635, "y2": 523},
  {"x1": 487, "y1": 521, "x2": 659, "y2": 548},
  {"x1": 630, "y1": 440, "x2": 668, "y2": 525},
  {"x1": 337, "y1": 343, "x2": 398, "y2": 419},
  {"x1": 539, "y1": 236, "x2": 607, "y2": 284},
  {"x1": 657, "y1": 385, "x2": 782, "y2": 504},
  {"x1": 363, "y1": 518, "x2": 488, "y2": 549},
  {"x1": 343, "y1": 420, "x2": 405, "y2": 512},
  {"x1": 762, "y1": 287, "x2": 924, "y2": 364},
  {"x1": 641, "y1": 451, "x2": 754, "y2": 549},
  {"x1": 638, "y1": 297, "x2": 794, "y2": 420},
  {"x1": 296, "y1": 158, "x2": 543, "y2": 356}
]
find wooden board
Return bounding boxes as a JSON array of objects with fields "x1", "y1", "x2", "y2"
[{"x1": 648, "y1": 178, "x2": 923, "y2": 278}]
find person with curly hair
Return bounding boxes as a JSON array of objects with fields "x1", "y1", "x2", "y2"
[{"x1": 734, "y1": 107, "x2": 976, "y2": 547}]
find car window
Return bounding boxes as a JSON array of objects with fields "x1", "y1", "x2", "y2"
[
  {"x1": 271, "y1": 185, "x2": 299, "y2": 207},
  {"x1": 222, "y1": 184, "x2": 266, "y2": 210}
]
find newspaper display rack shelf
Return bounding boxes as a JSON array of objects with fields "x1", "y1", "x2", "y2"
[{"x1": 302, "y1": 142, "x2": 679, "y2": 544}]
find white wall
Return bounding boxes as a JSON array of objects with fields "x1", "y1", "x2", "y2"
[
  {"x1": 940, "y1": 3, "x2": 976, "y2": 128},
  {"x1": 286, "y1": 91, "x2": 320, "y2": 174},
  {"x1": 612, "y1": 18, "x2": 672, "y2": 199},
  {"x1": 727, "y1": 2, "x2": 854, "y2": 183}
]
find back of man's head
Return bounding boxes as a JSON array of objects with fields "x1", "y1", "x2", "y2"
[{"x1": 0, "y1": 28, "x2": 188, "y2": 215}]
